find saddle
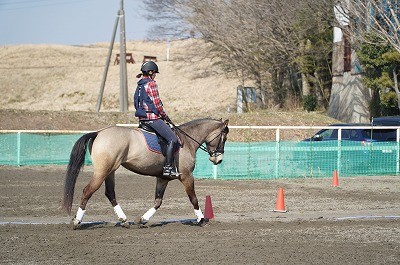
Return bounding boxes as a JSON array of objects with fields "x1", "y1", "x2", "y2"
[{"x1": 138, "y1": 123, "x2": 181, "y2": 156}]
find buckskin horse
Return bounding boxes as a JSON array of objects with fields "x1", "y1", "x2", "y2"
[{"x1": 61, "y1": 118, "x2": 229, "y2": 229}]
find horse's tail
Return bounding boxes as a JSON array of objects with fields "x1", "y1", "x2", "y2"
[{"x1": 62, "y1": 131, "x2": 98, "y2": 215}]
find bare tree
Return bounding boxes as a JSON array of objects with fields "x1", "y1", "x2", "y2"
[
  {"x1": 143, "y1": 0, "x2": 335, "y2": 109},
  {"x1": 142, "y1": 0, "x2": 193, "y2": 38},
  {"x1": 336, "y1": 0, "x2": 400, "y2": 52},
  {"x1": 335, "y1": 1, "x2": 400, "y2": 114}
]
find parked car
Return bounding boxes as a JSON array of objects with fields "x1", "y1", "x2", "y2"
[
  {"x1": 297, "y1": 121, "x2": 400, "y2": 176},
  {"x1": 304, "y1": 123, "x2": 375, "y2": 143},
  {"x1": 305, "y1": 121, "x2": 399, "y2": 143},
  {"x1": 371, "y1": 116, "x2": 400, "y2": 141}
]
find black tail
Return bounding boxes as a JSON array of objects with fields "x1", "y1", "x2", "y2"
[{"x1": 61, "y1": 132, "x2": 98, "y2": 215}]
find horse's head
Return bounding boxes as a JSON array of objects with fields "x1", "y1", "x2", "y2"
[{"x1": 205, "y1": 119, "x2": 229, "y2": 165}]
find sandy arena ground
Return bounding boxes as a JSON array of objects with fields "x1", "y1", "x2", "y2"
[{"x1": 0, "y1": 165, "x2": 399, "y2": 264}]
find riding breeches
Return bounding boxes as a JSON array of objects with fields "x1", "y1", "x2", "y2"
[{"x1": 141, "y1": 119, "x2": 179, "y2": 147}]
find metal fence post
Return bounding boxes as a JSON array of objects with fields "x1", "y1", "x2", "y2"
[
  {"x1": 275, "y1": 128, "x2": 280, "y2": 179},
  {"x1": 17, "y1": 131, "x2": 21, "y2": 166},
  {"x1": 397, "y1": 128, "x2": 399, "y2": 174},
  {"x1": 213, "y1": 164, "x2": 218, "y2": 179},
  {"x1": 337, "y1": 128, "x2": 342, "y2": 175}
]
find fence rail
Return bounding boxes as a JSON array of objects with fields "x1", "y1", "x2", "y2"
[{"x1": 1, "y1": 126, "x2": 399, "y2": 179}]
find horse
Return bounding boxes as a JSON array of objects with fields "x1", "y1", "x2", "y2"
[{"x1": 61, "y1": 118, "x2": 229, "y2": 229}]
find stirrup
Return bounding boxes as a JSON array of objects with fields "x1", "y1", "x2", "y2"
[{"x1": 163, "y1": 165, "x2": 181, "y2": 177}]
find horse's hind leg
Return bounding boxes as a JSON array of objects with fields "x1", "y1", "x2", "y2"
[
  {"x1": 137, "y1": 177, "x2": 169, "y2": 224},
  {"x1": 104, "y1": 172, "x2": 129, "y2": 227},
  {"x1": 71, "y1": 173, "x2": 105, "y2": 228}
]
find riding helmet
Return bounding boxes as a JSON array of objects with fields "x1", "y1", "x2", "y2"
[{"x1": 141, "y1": 61, "x2": 159, "y2": 74}]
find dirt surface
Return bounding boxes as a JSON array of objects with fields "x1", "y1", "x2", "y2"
[{"x1": 1, "y1": 165, "x2": 399, "y2": 264}]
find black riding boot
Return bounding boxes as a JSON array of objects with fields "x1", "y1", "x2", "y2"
[{"x1": 163, "y1": 142, "x2": 180, "y2": 178}]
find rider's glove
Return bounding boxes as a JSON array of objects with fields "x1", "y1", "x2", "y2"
[{"x1": 164, "y1": 115, "x2": 173, "y2": 124}]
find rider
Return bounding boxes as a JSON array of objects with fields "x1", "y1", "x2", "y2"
[{"x1": 134, "y1": 61, "x2": 180, "y2": 177}]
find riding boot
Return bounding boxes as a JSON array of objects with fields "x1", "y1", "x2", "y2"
[{"x1": 163, "y1": 142, "x2": 180, "y2": 178}]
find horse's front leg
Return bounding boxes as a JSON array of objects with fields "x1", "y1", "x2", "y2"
[
  {"x1": 181, "y1": 174, "x2": 206, "y2": 226},
  {"x1": 136, "y1": 177, "x2": 169, "y2": 225}
]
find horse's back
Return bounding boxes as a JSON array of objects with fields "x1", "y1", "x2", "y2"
[
  {"x1": 90, "y1": 126, "x2": 162, "y2": 174},
  {"x1": 91, "y1": 126, "x2": 140, "y2": 163}
]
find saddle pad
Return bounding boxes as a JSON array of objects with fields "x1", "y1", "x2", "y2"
[
  {"x1": 138, "y1": 129, "x2": 181, "y2": 155},
  {"x1": 139, "y1": 129, "x2": 162, "y2": 154}
]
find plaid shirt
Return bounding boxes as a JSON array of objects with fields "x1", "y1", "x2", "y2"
[{"x1": 139, "y1": 78, "x2": 167, "y2": 121}]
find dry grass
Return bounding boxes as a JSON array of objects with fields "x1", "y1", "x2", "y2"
[
  {"x1": 0, "y1": 39, "x2": 240, "y2": 113},
  {"x1": 0, "y1": 39, "x2": 339, "y2": 141}
]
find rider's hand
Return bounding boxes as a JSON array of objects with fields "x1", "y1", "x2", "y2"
[{"x1": 164, "y1": 115, "x2": 173, "y2": 124}]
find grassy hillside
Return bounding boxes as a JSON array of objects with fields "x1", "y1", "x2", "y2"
[
  {"x1": 0, "y1": 39, "x2": 339, "y2": 141},
  {"x1": 0, "y1": 39, "x2": 241, "y2": 113}
]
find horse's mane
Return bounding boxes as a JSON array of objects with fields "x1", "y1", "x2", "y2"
[{"x1": 178, "y1": 117, "x2": 222, "y2": 129}]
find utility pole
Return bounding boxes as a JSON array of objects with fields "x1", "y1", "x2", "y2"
[
  {"x1": 119, "y1": 0, "x2": 128, "y2": 112},
  {"x1": 96, "y1": 0, "x2": 128, "y2": 112}
]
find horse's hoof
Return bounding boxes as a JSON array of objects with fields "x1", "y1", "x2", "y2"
[
  {"x1": 133, "y1": 217, "x2": 148, "y2": 228},
  {"x1": 134, "y1": 216, "x2": 146, "y2": 225},
  {"x1": 197, "y1": 218, "x2": 209, "y2": 227},
  {"x1": 71, "y1": 218, "x2": 81, "y2": 230},
  {"x1": 120, "y1": 220, "x2": 130, "y2": 228}
]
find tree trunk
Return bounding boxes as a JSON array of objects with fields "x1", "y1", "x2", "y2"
[
  {"x1": 392, "y1": 67, "x2": 400, "y2": 111},
  {"x1": 301, "y1": 73, "x2": 311, "y2": 96}
]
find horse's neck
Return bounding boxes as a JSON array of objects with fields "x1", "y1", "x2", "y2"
[{"x1": 180, "y1": 121, "x2": 219, "y2": 145}]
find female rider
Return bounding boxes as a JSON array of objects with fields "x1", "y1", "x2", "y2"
[{"x1": 133, "y1": 61, "x2": 180, "y2": 177}]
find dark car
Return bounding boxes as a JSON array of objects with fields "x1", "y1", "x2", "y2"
[
  {"x1": 371, "y1": 116, "x2": 400, "y2": 141},
  {"x1": 305, "y1": 121, "x2": 399, "y2": 142},
  {"x1": 304, "y1": 123, "x2": 374, "y2": 143},
  {"x1": 298, "y1": 121, "x2": 400, "y2": 176}
]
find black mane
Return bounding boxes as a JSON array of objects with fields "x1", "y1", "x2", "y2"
[{"x1": 179, "y1": 118, "x2": 222, "y2": 129}]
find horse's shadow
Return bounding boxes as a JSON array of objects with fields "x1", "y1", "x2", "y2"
[{"x1": 76, "y1": 218, "x2": 209, "y2": 230}]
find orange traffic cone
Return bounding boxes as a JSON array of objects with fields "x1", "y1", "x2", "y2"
[
  {"x1": 204, "y1": 195, "x2": 214, "y2": 219},
  {"x1": 332, "y1": 170, "x2": 339, "y2": 187},
  {"x1": 272, "y1": 188, "x2": 287, "y2": 213}
]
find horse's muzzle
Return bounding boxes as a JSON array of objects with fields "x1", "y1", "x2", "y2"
[{"x1": 209, "y1": 153, "x2": 223, "y2": 165}]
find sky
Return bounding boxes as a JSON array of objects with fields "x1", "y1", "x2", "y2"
[{"x1": 0, "y1": 0, "x2": 154, "y2": 45}]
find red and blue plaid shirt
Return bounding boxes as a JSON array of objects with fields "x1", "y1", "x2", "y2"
[{"x1": 139, "y1": 78, "x2": 167, "y2": 121}]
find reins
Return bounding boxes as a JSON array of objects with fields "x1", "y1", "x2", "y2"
[{"x1": 169, "y1": 122, "x2": 225, "y2": 157}]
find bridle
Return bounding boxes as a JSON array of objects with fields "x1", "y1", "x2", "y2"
[{"x1": 171, "y1": 123, "x2": 229, "y2": 157}]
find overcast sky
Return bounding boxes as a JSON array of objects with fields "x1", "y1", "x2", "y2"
[{"x1": 0, "y1": 0, "x2": 153, "y2": 45}]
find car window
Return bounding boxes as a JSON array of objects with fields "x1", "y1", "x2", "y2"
[
  {"x1": 348, "y1": 129, "x2": 359, "y2": 140},
  {"x1": 341, "y1": 129, "x2": 351, "y2": 139},
  {"x1": 371, "y1": 129, "x2": 397, "y2": 141},
  {"x1": 329, "y1": 129, "x2": 338, "y2": 139},
  {"x1": 361, "y1": 129, "x2": 372, "y2": 139},
  {"x1": 310, "y1": 127, "x2": 397, "y2": 142},
  {"x1": 319, "y1": 129, "x2": 335, "y2": 139}
]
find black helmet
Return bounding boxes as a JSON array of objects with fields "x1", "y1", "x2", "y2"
[{"x1": 140, "y1": 61, "x2": 159, "y2": 74}]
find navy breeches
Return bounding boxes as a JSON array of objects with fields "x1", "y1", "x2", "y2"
[{"x1": 142, "y1": 119, "x2": 179, "y2": 146}]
